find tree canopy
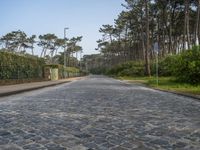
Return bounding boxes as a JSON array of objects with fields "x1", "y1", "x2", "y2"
[{"x1": 84, "y1": 0, "x2": 200, "y2": 76}]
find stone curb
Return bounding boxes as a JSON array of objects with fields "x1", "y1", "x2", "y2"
[
  {"x1": 0, "y1": 80, "x2": 71, "y2": 97},
  {"x1": 151, "y1": 87, "x2": 200, "y2": 101},
  {"x1": 121, "y1": 80, "x2": 200, "y2": 101}
]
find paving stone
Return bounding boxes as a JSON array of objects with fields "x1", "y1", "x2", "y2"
[
  {"x1": 100, "y1": 142, "x2": 115, "y2": 148},
  {"x1": 172, "y1": 142, "x2": 187, "y2": 149},
  {"x1": 45, "y1": 143, "x2": 66, "y2": 150},
  {"x1": 110, "y1": 146, "x2": 128, "y2": 150},
  {"x1": 0, "y1": 75, "x2": 200, "y2": 149},
  {"x1": 23, "y1": 143, "x2": 42, "y2": 150},
  {"x1": 0, "y1": 144, "x2": 23, "y2": 150},
  {"x1": 0, "y1": 130, "x2": 11, "y2": 136},
  {"x1": 73, "y1": 133, "x2": 92, "y2": 139},
  {"x1": 0, "y1": 138, "x2": 9, "y2": 145}
]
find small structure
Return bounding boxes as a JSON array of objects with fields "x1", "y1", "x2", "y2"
[
  {"x1": 44, "y1": 65, "x2": 59, "y2": 81},
  {"x1": 44, "y1": 64, "x2": 80, "y2": 80}
]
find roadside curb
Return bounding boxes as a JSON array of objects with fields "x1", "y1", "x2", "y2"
[
  {"x1": 122, "y1": 80, "x2": 200, "y2": 101},
  {"x1": 0, "y1": 80, "x2": 71, "y2": 97},
  {"x1": 151, "y1": 87, "x2": 200, "y2": 101}
]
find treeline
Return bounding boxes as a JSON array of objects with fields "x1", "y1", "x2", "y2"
[
  {"x1": 84, "y1": 0, "x2": 200, "y2": 77},
  {"x1": 0, "y1": 30, "x2": 83, "y2": 67}
]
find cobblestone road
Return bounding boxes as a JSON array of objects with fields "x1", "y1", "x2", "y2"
[{"x1": 0, "y1": 76, "x2": 200, "y2": 150}]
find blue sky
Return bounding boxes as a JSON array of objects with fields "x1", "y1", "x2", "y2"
[{"x1": 0, "y1": 0, "x2": 124, "y2": 55}]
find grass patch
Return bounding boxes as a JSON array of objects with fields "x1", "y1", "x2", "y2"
[{"x1": 118, "y1": 76, "x2": 200, "y2": 95}]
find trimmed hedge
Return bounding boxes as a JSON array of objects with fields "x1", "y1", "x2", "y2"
[
  {"x1": 44, "y1": 64, "x2": 80, "y2": 79},
  {"x1": 0, "y1": 51, "x2": 45, "y2": 79}
]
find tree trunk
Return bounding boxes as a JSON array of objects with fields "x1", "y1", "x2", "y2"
[
  {"x1": 195, "y1": 0, "x2": 200, "y2": 45},
  {"x1": 40, "y1": 48, "x2": 45, "y2": 57},
  {"x1": 145, "y1": 0, "x2": 151, "y2": 76},
  {"x1": 31, "y1": 44, "x2": 34, "y2": 55},
  {"x1": 186, "y1": 0, "x2": 191, "y2": 49},
  {"x1": 168, "y1": 13, "x2": 172, "y2": 54},
  {"x1": 184, "y1": 0, "x2": 190, "y2": 50}
]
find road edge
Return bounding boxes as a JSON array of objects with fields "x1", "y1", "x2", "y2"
[
  {"x1": 0, "y1": 76, "x2": 87, "y2": 97},
  {"x1": 118, "y1": 79, "x2": 200, "y2": 101},
  {"x1": 0, "y1": 81, "x2": 72, "y2": 97}
]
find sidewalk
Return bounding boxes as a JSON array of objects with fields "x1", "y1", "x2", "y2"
[{"x1": 0, "y1": 77, "x2": 84, "y2": 97}]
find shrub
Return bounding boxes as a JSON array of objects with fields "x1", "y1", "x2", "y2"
[
  {"x1": 0, "y1": 51, "x2": 45, "y2": 79},
  {"x1": 174, "y1": 46, "x2": 200, "y2": 84},
  {"x1": 151, "y1": 46, "x2": 200, "y2": 84},
  {"x1": 107, "y1": 61, "x2": 145, "y2": 77},
  {"x1": 151, "y1": 55, "x2": 178, "y2": 76},
  {"x1": 89, "y1": 67, "x2": 107, "y2": 75}
]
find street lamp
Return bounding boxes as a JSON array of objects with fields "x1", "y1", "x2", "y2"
[
  {"x1": 80, "y1": 50, "x2": 83, "y2": 70},
  {"x1": 64, "y1": 27, "x2": 69, "y2": 67},
  {"x1": 153, "y1": 41, "x2": 159, "y2": 87}
]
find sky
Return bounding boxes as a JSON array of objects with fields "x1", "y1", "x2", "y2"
[{"x1": 0, "y1": 0, "x2": 125, "y2": 55}]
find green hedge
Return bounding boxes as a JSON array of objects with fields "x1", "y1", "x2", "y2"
[
  {"x1": 45, "y1": 64, "x2": 80, "y2": 79},
  {"x1": 0, "y1": 51, "x2": 45, "y2": 79}
]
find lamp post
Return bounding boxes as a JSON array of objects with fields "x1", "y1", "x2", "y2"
[
  {"x1": 154, "y1": 41, "x2": 159, "y2": 87},
  {"x1": 80, "y1": 50, "x2": 83, "y2": 70},
  {"x1": 64, "y1": 27, "x2": 69, "y2": 67}
]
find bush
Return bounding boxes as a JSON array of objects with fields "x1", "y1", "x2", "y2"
[
  {"x1": 152, "y1": 46, "x2": 200, "y2": 84},
  {"x1": 151, "y1": 55, "x2": 178, "y2": 76},
  {"x1": 174, "y1": 46, "x2": 200, "y2": 84},
  {"x1": 107, "y1": 61, "x2": 145, "y2": 77},
  {"x1": 0, "y1": 51, "x2": 45, "y2": 79},
  {"x1": 90, "y1": 67, "x2": 107, "y2": 75}
]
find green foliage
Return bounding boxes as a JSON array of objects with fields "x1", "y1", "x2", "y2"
[
  {"x1": 173, "y1": 46, "x2": 200, "y2": 84},
  {"x1": 120, "y1": 76, "x2": 200, "y2": 95},
  {"x1": 89, "y1": 67, "x2": 107, "y2": 75},
  {"x1": 107, "y1": 61, "x2": 145, "y2": 77},
  {"x1": 0, "y1": 51, "x2": 45, "y2": 79},
  {"x1": 152, "y1": 55, "x2": 178, "y2": 76},
  {"x1": 65, "y1": 67, "x2": 80, "y2": 73},
  {"x1": 108, "y1": 46, "x2": 200, "y2": 85},
  {"x1": 53, "y1": 52, "x2": 79, "y2": 67},
  {"x1": 152, "y1": 46, "x2": 200, "y2": 84},
  {"x1": 45, "y1": 64, "x2": 80, "y2": 79}
]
